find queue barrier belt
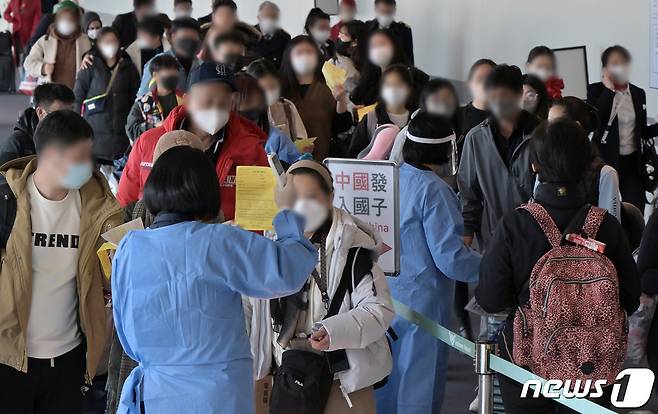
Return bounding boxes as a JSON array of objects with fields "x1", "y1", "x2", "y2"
[{"x1": 392, "y1": 299, "x2": 617, "y2": 414}]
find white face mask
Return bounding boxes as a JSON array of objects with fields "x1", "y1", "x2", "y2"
[
  {"x1": 311, "y1": 29, "x2": 331, "y2": 45},
  {"x1": 376, "y1": 13, "x2": 395, "y2": 28},
  {"x1": 87, "y1": 28, "x2": 99, "y2": 40},
  {"x1": 137, "y1": 37, "x2": 152, "y2": 50},
  {"x1": 192, "y1": 108, "x2": 230, "y2": 135},
  {"x1": 57, "y1": 20, "x2": 77, "y2": 37},
  {"x1": 99, "y1": 43, "x2": 119, "y2": 60},
  {"x1": 265, "y1": 87, "x2": 281, "y2": 106},
  {"x1": 259, "y1": 18, "x2": 278, "y2": 35},
  {"x1": 175, "y1": 9, "x2": 192, "y2": 18},
  {"x1": 369, "y1": 46, "x2": 393, "y2": 67},
  {"x1": 426, "y1": 100, "x2": 456, "y2": 117},
  {"x1": 293, "y1": 198, "x2": 329, "y2": 233},
  {"x1": 381, "y1": 86, "x2": 408, "y2": 108},
  {"x1": 291, "y1": 54, "x2": 318, "y2": 76},
  {"x1": 529, "y1": 67, "x2": 554, "y2": 82},
  {"x1": 609, "y1": 64, "x2": 630, "y2": 84}
]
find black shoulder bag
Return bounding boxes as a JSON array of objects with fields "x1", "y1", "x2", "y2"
[{"x1": 270, "y1": 248, "x2": 367, "y2": 414}]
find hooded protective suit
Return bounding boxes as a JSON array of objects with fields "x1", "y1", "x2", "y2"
[
  {"x1": 111, "y1": 210, "x2": 317, "y2": 414},
  {"x1": 376, "y1": 163, "x2": 481, "y2": 414}
]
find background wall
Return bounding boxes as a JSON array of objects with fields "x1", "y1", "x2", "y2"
[{"x1": 77, "y1": 0, "x2": 657, "y2": 112}]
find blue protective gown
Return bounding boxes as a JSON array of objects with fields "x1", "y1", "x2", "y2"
[
  {"x1": 111, "y1": 211, "x2": 317, "y2": 414},
  {"x1": 376, "y1": 163, "x2": 481, "y2": 414},
  {"x1": 265, "y1": 127, "x2": 302, "y2": 164}
]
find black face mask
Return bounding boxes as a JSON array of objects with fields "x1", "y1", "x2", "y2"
[
  {"x1": 223, "y1": 54, "x2": 245, "y2": 72},
  {"x1": 239, "y1": 109, "x2": 263, "y2": 123},
  {"x1": 175, "y1": 38, "x2": 199, "y2": 58},
  {"x1": 160, "y1": 75, "x2": 179, "y2": 91},
  {"x1": 335, "y1": 40, "x2": 353, "y2": 56}
]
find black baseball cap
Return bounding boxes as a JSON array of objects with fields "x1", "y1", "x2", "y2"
[{"x1": 187, "y1": 62, "x2": 237, "y2": 91}]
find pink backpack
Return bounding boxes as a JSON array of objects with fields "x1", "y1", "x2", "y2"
[{"x1": 512, "y1": 203, "x2": 627, "y2": 384}]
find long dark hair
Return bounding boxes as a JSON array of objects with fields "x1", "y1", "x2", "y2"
[
  {"x1": 522, "y1": 74, "x2": 550, "y2": 120},
  {"x1": 351, "y1": 29, "x2": 410, "y2": 106},
  {"x1": 419, "y1": 78, "x2": 463, "y2": 137},
  {"x1": 279, "y1": 35, "x2": 325, "y2": 99},
  {"x1": 233, "y1": 72, "x2": 270, "y2": 135}
]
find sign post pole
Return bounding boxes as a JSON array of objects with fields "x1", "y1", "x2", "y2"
[{"x1": 476, "y1": 339, "x2": 496, "y2": 414}]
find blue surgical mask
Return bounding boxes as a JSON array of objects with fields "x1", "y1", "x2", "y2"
[{"x1": 60, "y1": 162, "x2": 93, "y2": 190}]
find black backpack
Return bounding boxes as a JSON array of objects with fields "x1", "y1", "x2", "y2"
[{"x1": 0, "y1": 176, "x2": 17, "y2": 249}]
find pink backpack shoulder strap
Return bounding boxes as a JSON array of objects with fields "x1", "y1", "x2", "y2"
[
  {"x1": 582, "y1": 206, "x2": 607, "y2": 239},
  {"x1": 519, "y1": 203, "x2": 562, "y2": 248}
]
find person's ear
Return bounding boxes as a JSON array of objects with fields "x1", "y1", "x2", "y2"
[{"x1": 35, "y1": 106, "x2": 48, "y2": 121}]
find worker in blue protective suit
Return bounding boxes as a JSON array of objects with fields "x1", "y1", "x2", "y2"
[
  {"x1": 376, "y1": 112, "x2": 481, "y2": 414},
  {"x1": 111, "y1": 146, "x2": 317, "y2": 414}
]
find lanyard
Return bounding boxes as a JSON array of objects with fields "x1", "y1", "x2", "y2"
[{"x1": 310, "y1": 233, "x2": 329, "y2": 310}]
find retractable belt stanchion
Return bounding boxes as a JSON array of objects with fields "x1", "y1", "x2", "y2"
[
  {"x1": 392, "y1": 299, "x2": 617, "y2": 414},
  {"x1": 475, "y1": 339, "x2": 496, "y2": 414}
]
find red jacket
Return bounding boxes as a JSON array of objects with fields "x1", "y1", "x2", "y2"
[
  {"x1": 330, "y1": 21, "x2": 343, "y2": 41},
  {"x1": 117, "y1": 105, "x2": 268, "y2": 220},
  {"x1": 3, "y1": 0, "x2": 41, "y2": 49}
]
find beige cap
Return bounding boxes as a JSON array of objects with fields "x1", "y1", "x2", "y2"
[{"x1": 153, "y1": 130, "x2": 205, "y2": 163}]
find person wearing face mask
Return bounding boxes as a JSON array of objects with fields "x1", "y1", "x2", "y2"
[
  {"x1": 173, "y1": 0, "x2": 192, "y2": 18},
  {"x1": 349, "y1": 64, "x2": 414, "y2": 158},
  {"x1": 112, "y1": 0, "x2": 156, "y2": 48},
  {"x1": 0, "y1": 110, "x2": 123, "y2": 414},
  {"x1": 351, "y1": 30, "x2": 427, "y2": 107},
  {"x1": 126, "y1": 55, "x2": 184, "y2": 143},
  {"x1": 267, "y1": 159, "x2": 393, "y2": 414},
  {"x1": 209, "y1": 30, "x2": 248, "y2": 71},
  {"x1": 124, "y1": 16, "x2": 169, "y2": 77},
  {"x1": 330, "y1": 0, "x2": 363, "y2": 41},
  {"x1": 521, "y1": 74, "x2": 549, "y2": 119},
  {"x1": 118, "y1": 62, "x2": 268, "y2": 219},
  {"x1": 462, "y1": 58, "x2": 496, "y2": 136},
  {"x1": 305, "y1": 7, "x2": 336, "y2": 61},
  {"x1": 246, "y1": 58, "x2": 309, "y2": 142},
  {"x1": 233, "y1": 72, "x2": 301, "y2": 164},
  {"x1": 251, "y1": 1, "x2": 291, "y2": 69},
  {"x1": 548, "y1": 96, "x2": 622, "y2": 222},
  {"x1": 74, "y1": 27, "x2": 140, "y2": 177},
  {"x1": 336, "y1": 21, "x2": 365, "y2": 71},
  {"x1": 280, "y1": 35, "x2": 353, "y2": 161},
  {"x1": 587, "y1": 45, "x2": 658, "y2": 213},
  {"x1": 0, "y1": 83, "x2": 74, "y2": 165},
  {"x1": 458, "y1": 64, "x2": 540, "y2": 250},
  {"x1": 365, "y1": 0, "x2": 414, "y2": 64},
  {"x1": 376, "y1": 112, "x2": 481, "y2": 414},
  {"x1": 82, "y1": 11, "x2": 101, "y2": 45},
  {"x1": 24, "y1": 1, "x2": 91, "y2": 89},
  {"x1": 112, "y1": 146, "x2": 317, "y2": 414},
  {"x1": 137, "y1": 17, "x2": 202, "y2": 96},
  {"x1": 526, "y1": 45, "x2": 564, "y2": 100}
]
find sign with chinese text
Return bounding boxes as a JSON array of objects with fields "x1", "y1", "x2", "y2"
[{"x1": 324, "y1": 159, "x2": 399, "y2": 276}]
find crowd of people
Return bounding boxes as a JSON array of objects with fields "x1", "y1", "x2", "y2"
[{"x1": 1, "y1": 0, "x2": 658, "y2": 413}]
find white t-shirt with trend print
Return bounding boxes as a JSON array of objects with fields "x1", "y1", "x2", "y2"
[{"x1": 26, "y1": 174, "x2": 82, "y2": 358}]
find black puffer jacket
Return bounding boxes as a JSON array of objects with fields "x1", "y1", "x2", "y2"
[
  {"x1": 0, "y1": 108, "x2": 39, "y2": 166},
  {"x1": 73, "y1": 52, "x2": 140, "y2": 162}
]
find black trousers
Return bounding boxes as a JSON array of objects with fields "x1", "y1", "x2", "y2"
[
  {"x1": 0, "y1": 344, "x2": 85, "y2": 414},
  {"x1": 498, "y1": 372, "x2": 612, "y2": 414},
  {"x1": 618, "y1": 153, "x2": 646, "y2": 213}
]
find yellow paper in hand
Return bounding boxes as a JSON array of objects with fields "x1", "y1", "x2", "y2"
[
  {"x1": 322, "y1": 61, "x2": 347, "y2": 90},
  {"x1": 294, "y1": 137, "x2": 316, "y2": 153},
  {"x1": 235, "y1": 166, "x2": 278, "y2": 231},
  {"x1": 97, "y1": 242, "x2": 116, "y2": 280},
  {"x1": 357, "y1": 103, "x2": 378, "y2": 121}
]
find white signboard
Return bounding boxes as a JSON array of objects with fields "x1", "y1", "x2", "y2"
[
  {"x1": 324, "y1": 159, "x2": 400, "y2": 276},
  {"x1": 652, "y1": 0, "x2": 658, "y2": 88}
]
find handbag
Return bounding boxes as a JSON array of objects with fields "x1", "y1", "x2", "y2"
[
  {"x1": 640, "y1": 137, "x2": 658, "y2": 195},
  {"x1": 270, "y1": 242, "x2": 354, "y2": 414},
  {"x1": 83, "y1": 59, "x2": 121, "y2": 116},
  {"x1": 626, "y1": 294, "x2": 658, "y2": 364}
]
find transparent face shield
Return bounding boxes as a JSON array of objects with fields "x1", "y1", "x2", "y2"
[{"x1": 405, "y1": 131, "x2": 458, "y2": 177}]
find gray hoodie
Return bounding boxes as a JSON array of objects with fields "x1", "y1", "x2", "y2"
[{"x1": 457, "y1": 116, "x2": 538, "y2": 249}]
